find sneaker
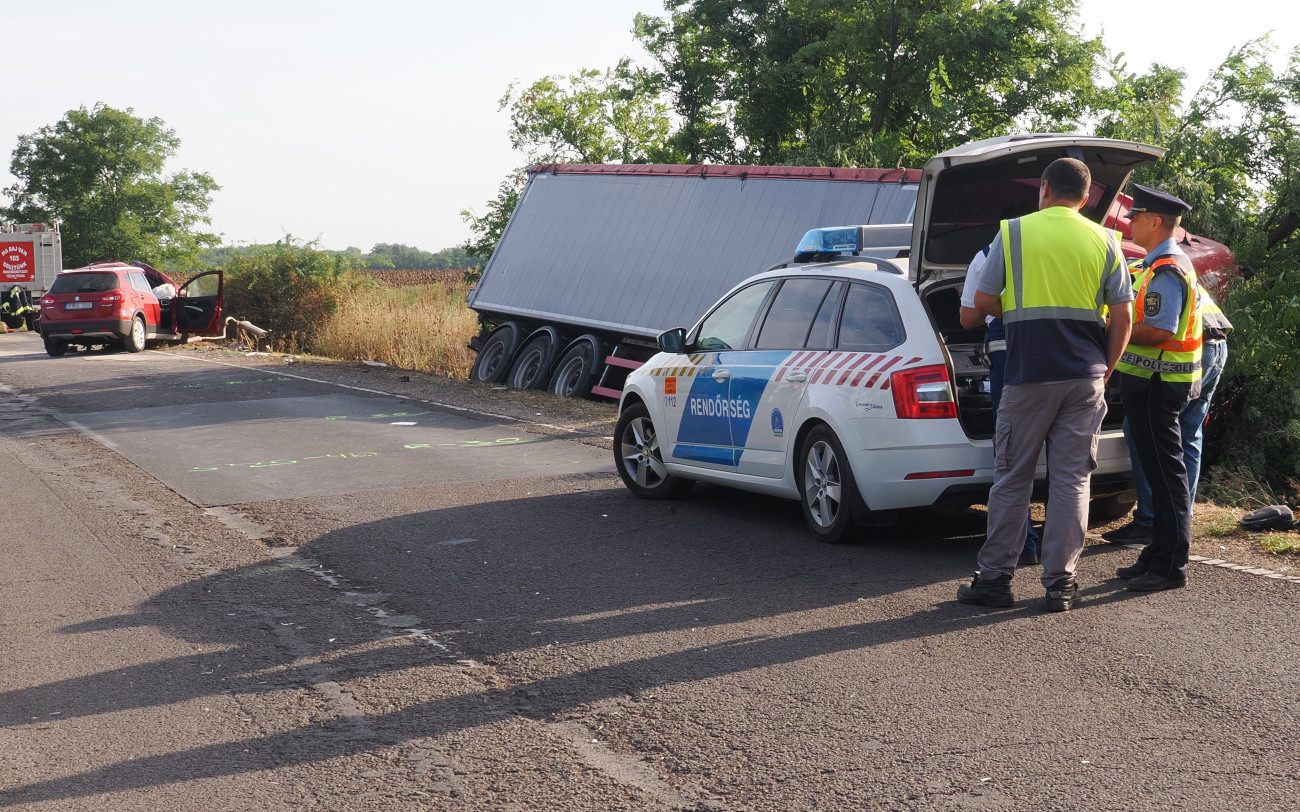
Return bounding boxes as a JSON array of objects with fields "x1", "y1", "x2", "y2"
[
  {"x1": 1115, "y1": 562, "x2": 1147, "y2": 580},
  {"x1": 1126, "y1": 571, "x2": 1187, "y2": 592},
  {"x1": 956, "y1": 571, "x2": 1014, "y2": 608},
  {"x1": 1101, "y1": 521, "x2": 1153, "y2": 545},
  {"x1": 1044, "y1": 578, "x2": 1079, "y2": 612}
]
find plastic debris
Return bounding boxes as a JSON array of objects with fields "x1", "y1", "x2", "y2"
[{"x1": 362, "y1": 360, "x2": 388, "y2": 368}]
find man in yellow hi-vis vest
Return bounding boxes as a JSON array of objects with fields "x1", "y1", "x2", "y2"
[
  {"x1": 958, "y1": 158, "x2": 1134, "y2": 612},
  {"x1": 1113, "y1": 185, "x2": 1203, "y2": 592}
]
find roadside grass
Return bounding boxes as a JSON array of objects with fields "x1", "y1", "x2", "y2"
[
  {"x1": 1258, "y1": 533, "x2": 1300, "y2": 555},
  {"x1": 1195, "y1": 511, "x2": 1241, "y2": 537},
  {"x1": 311, "y1": 279, "x2": 478, "y2": 378}
]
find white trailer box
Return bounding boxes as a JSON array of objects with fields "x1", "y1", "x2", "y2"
[{"x1": 1, "y1": 222, "x2": 62, "y2": 295}]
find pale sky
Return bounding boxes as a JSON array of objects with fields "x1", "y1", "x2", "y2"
[{"x1": 1, "y1": 0, "x2": 1295, "y2": 256}]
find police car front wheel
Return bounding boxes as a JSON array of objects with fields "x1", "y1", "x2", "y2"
[
  {"x1": 798, "y1": 426, "x2": 859, "y2": 544},
  {"x1": 615, "y1": 402, "x2": 694, "y2": 500}
]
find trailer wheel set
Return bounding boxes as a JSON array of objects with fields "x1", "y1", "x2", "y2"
[{"x1": 469, "y1": 321, "x2": 614, "y2": 399}]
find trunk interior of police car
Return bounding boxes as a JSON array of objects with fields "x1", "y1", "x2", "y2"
[{"x1": 922, "y1": 280, "x2": 1125, "y2": 441}]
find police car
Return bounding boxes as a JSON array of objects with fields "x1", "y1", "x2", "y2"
[{"x1": 613, "y1": 135, "x2": 1171, "y2": 541}]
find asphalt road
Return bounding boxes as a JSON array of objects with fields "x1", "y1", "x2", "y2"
[{"x1": 1, "y1": 333, "x2": 1297, "y2": 811}]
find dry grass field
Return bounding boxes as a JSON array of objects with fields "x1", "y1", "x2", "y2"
[{"x1": 310, "y1": 269, "x2": 480, "y2": 378}]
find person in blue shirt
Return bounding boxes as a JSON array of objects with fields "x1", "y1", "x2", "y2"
[{"x1": 960, "y1": 237, "x2": 1042, "y2": 567}]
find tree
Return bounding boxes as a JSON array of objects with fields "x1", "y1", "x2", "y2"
[
  {"x1": 1098, "y1": 39, "x2": 1300, "y2": 499},
  {"x1": 2, "y1": 103, "x2": 219, "y2": 269},
  {"x1": 1096, "y1": 39, "x2": 1300, "y2": 258},
  {"x1": 462, "y1": 62, "x2": 679, "y2": 265},
  {"x1": 634, "y1": 0, "x2": 1104, "y2": 168}
]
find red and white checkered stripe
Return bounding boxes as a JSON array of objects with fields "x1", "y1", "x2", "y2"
[{"x1": 775, "y1": 351, "x2": 925, "y2": 389}]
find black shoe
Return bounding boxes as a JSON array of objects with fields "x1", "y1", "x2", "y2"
[
  {"x1": 1102, "y1": 521, "x2": 1153, "y2": 545},
  {"x1": 956, "y1": 572, "x2": 1014, "y2": 608},
  {"x1": 1115, "y1": 562, "x2": 1147, "y2": 579},
  {"x1": 1017, "y1": 550, "x2": 1040, "y2": 567},
  {"x1": 1044, "y1": 578, "x2": 1079, "y2": 612},
  {"x1": 1126, "y1": 571, "x2": 1187, "y2": 592}
]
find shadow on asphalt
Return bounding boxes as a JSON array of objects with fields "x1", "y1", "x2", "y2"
[{"x1": 0, "y1": 484, "x2": 1146, "y2": 804}]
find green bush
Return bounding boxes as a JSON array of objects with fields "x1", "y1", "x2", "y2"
[
  {"x1": 1210, "y1": 259, "x2": 1300, "y2": 502},
  {"x1": 221, "y1": 242, "x2": 370, "y2": 350}
]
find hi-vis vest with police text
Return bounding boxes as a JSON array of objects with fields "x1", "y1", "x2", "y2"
[
  {"x1": 999, "y1": 206, "x2": 1124, "y2": 384},
  {"x1": 1115, "y1": 254, "x2": 1203, "y2": 384}
]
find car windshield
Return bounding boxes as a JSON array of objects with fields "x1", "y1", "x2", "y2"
[{"x1": 49, "y1": 273, "x2": 120, "y2": 294}]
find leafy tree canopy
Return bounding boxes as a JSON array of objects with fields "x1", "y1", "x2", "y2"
[
  {"x1": 461, "y1": 61, "x2": 681, "y2": 262},
  {"x1": 635, "y1": 0, "x2": 1104, "y2": 167},
  {"x1": 2, "y1": 103, "x2": 219, "y2": 269}
]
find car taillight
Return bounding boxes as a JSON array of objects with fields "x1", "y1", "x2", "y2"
[
  {"x1": 102, "y1": 293, "x2": 122, "y2": 303},
  {"x1": 41, "y1": 297, "x2": 54, "y2": 306},
  {"x1": 891, "y1": 364, "x2": 957, "y2": 419}
]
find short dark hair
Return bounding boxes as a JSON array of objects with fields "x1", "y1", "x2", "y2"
[{"x1": 1042, "y1": 158, "x2": 1090, "y2": 203}]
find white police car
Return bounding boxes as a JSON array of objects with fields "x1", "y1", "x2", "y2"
[{"x1": 614, "y1": 135, "x2": 1169, "y2": 541}]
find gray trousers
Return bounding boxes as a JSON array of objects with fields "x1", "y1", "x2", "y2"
[{"x1": 977, "y1": 377, "x2": 1107, "y2": 587}]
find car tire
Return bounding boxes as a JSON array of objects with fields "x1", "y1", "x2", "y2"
[
  {"x1": 468, "y1": 323, "x2": 519, "y2": 383},
  {"x1": 506, "y1": 330, "x2": 561, "y2": 390},
  {"x1": 125, "y1": 315, "x2": 147, "y2": 353},
  {"x1": 43, "y1": 336, "x2": 68, "y2": 357},
  {"x1": 797, "y1": 425, "x2": 858, "y2": 543},
  {"x1": 614, "y1": 401, "x2": 694, "y2": 500},
  {"x1": 546, "y1": 335, "x2": 604, "y2": 398}
]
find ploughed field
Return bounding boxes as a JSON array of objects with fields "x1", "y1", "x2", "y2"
[{"x1": 358, "y1": 268, "x2": 470, "y2": 288}]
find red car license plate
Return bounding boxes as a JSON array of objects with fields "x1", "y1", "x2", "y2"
[{"x1": 64, "y1": 302, "x2": 93, "y2": 310}]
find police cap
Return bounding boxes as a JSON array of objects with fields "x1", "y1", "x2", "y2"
[{"x1": 1126, "y1": 184, "x2": 1192, "y2": 217}]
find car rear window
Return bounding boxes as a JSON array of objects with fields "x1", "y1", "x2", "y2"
[
  {"x1": 49, "y1": 273, "x2": 120, "y2": 294},
  {"x1": 838, "y1": 283, "x2": 905, "y2": 351}
]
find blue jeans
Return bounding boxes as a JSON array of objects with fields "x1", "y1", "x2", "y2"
[{"x1": 1125, "y1": 339, "x2": 1228, "y2": 526}]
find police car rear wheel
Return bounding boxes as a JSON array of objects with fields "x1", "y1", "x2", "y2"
[
  {"x1": 798, "y1": 426, "x2": 857, "y2": 543},
  {"x1": 615, "y1": 402, "x2": 693, "y2": 499}
]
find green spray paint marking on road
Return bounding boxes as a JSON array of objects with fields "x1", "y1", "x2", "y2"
[
  {"x1": 324, "y1": 411, "x2": 432, "y2": 421},
  {"x1": 185, "y1": 437, "x2": 538, "y2": 473},
  {"x1": 403, "y1": 437, "x2": 540, "y2": 450}
]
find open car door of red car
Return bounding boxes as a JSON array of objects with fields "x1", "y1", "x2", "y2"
[{"x1": 176, "y1": 271, "x2": 224, "y2": 335}]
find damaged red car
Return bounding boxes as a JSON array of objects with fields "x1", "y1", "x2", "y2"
[{"x1": 39, "y1": 261, "x2": 224, "y2": 357}]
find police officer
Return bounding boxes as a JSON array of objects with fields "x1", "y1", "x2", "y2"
[
  {"x1": 957, "y1": 158, "x2": 1134, "y2": 612},
  {"x1": 1113, "y1": 185, "x2": 1203, "y2": 592},
  {"x1": 1103, "y1": 274, "x2": 1232, "y2": 544}
]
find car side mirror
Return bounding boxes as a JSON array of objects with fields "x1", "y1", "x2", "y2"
[{"x1": 657, "y1": 327, "x2": 687, "y2": 354}]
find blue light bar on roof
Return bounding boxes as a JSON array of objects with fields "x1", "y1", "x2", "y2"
[{"x1": 796, "y1": 226, "x2": 862, "y2": 254}]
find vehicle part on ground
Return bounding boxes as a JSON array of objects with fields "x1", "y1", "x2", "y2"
[
  {"x1": 507, "y1": 328, "x2": 563, "y2": 390},
  {"x1": 615, "y1": 401, "x2": 694, "y2": 500},
  {"x1": 125, "y1": 315, "x2": 147, "y2": 352},
  {"x1": 547, "y1": 335, "x2": 606, "y2": 398},
  {"x1": 1089, "y1": 491, "x2": 1138, "y2": 524},
  {"x1": 468, "y1": 322, "x2": 520, "y2": 383},
  {"x1": 798, "y1": 425, "x2": 858, "y2": 544}
]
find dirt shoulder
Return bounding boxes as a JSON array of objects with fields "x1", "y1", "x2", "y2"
[{"x1": 163, "y1": 342, "x2": 1299, "y2": 576}]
